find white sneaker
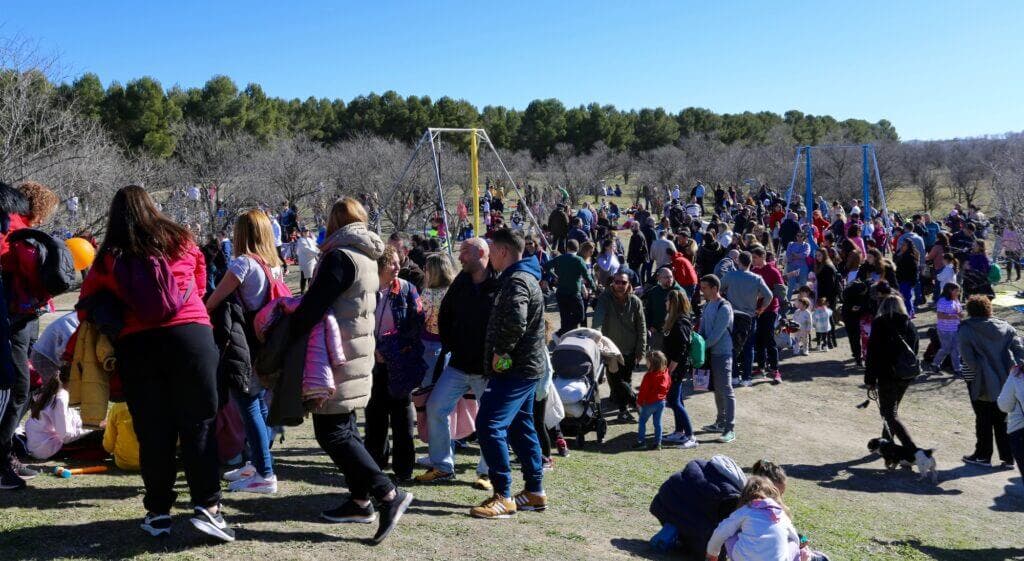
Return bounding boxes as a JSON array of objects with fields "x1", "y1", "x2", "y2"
[
  {"x1": 228, "y1": 472, "x2": 278, "y2": 494},
  {"x1": 740, "y1": 379, "x2": 753, "y2": 388},
  {"x1": 731, "y1": 377, "x2": 741, "y2": 387},
  {"x1": 223, "y1": 462, "x2": 255, "y2": 482},
  {"x1": 416, "y1": 456, "x2": 433, "y2": 467},
  {"x1": 679, "y1": 437, "x2": 699, "y2": 449}
]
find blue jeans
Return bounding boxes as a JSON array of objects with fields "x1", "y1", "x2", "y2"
[
  {"x1": 899, "y1": 281, "x2": 916, "y2": 317},
  {"x1": 666, "y1": 380, "x2": 693, "y2": 437},
  {"x1": 638, "y1": 401, "x2": 666, "y2": 444},
  {"x1": 738, "y1": 330, "x2": 756, "y2": 381},
  {"x1": 421, "y1": 339, "x2": 448, "y2": 386},
  {"x1": 425, "y1": 365, "x2": 490, "y2": 475},
  {"x1": 477, "y1": 375, "x2": 543, "y2": 498},
  {"x1": 232, "y1": 388, "x2": 274, "y2": 478}
]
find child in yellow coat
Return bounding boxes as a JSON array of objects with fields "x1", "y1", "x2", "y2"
[{"x1": 102, "y1": 400, "x2": 140, "y2": 471}]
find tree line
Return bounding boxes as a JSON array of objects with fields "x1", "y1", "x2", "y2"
[
  {"x1": 3, "y1": 38, "x2": 1022, "y2": 242},
  {"x1": 55, "y1": 72, "x2": 899, "y2": 160}
]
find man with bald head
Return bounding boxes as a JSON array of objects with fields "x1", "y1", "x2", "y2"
[{"x1": 415, "y1": 238, "x2": 499, "y2": 489}]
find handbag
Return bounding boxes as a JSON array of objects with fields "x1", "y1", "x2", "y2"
[
  {"x1": 893, "y1": 330, "x2": 921, "y2": 380},
  {"x1": 693, "y1": 368, "x2": 710, "y2": 391}
]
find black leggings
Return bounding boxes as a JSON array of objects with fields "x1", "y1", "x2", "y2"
[
  {"x1": 607, "y1": 354, "x2": 637, "y2": 413},
  {"x1": 843, "y1": 312, "x2": 862, "y2": 361},
  {"x1": 878, "y1": 380, "x2": 916, "y2": 451},
  {"x1": 118, "y1": 323, "x2": 221, "y2": 514}
]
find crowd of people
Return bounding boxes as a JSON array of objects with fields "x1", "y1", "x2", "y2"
[{"x1": 0, "y1": 176, "x2": 1022, "y2": 559}]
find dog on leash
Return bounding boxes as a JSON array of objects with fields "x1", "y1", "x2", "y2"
[{"x1": 867, "y1": 438, "x2": 938, "y2": 483}]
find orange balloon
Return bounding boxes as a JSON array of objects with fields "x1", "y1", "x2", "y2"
[{"x1": 65, "y1": 237, "x2": 96, "y2": 271}]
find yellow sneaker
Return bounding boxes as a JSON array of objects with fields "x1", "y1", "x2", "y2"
[
  {"x1": 470, "y1": 494, "x2": 516, "y2": 519},
  {"x1": 473, "y1": 474, "x2": 493, "y2": 491},
  {"x1": 414, "y1": 468, "x2": 454, "y2": 483},
  {"x1": 513, "y1": 490, "x2": 548, "y2": 512}
]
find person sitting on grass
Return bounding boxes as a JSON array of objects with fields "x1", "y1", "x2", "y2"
[
  {"x1": 648, "y1": 458, "x2": 788, "y2": 558},
  {"x1": 634, "y1": 351, "x2": 671, "y2": 451},
  {"x1": 705, "y1": 476, "x2": 800, "y2": 561}
]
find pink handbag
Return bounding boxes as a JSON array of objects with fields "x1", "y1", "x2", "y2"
[{"x1": 412, "y1": 388, "x2": 478, "y2": 443}]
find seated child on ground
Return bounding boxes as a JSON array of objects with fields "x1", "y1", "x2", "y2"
[
  {"x1": 24, "y1": 370, "x2": 103, "y2": 460},
  {"x1": 102, "y1": 400, "x2": 140, "y2": 471},
  {"x1": 705, "y1": 475, "x2": 799, "y2": 561}
]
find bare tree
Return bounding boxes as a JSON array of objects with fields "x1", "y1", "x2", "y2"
[
  {"x1": 172, "y1": 121, "x2": 261, "y2": 235},
  {"x1": 544, "y1": 143, "x2": 618, "y2": 205},
  {"x1": 637, "y1": 145, "x2": 685, "y2": 189},
  {"x1": 254, "y1": 134, "x2": 328, "y2": 209}
]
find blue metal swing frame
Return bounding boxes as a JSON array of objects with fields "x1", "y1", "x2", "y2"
[{"x1": 783, "y1": 143, "x2": 891, "y2": 228}]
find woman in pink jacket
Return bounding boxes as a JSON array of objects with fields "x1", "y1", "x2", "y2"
[{"x1": 79, "y1": 186, "x2": 232, "y2": 542}]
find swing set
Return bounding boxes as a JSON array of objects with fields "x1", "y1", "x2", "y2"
[
  {"x1": 783, "y1": 143, "x2": 892, "y2": 227},
  {"x1": 378, "y1": 128, "x2": 546, "y2": 255}
]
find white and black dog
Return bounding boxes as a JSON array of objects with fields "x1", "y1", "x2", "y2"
[{"x1": 867, "y1": 438, "x2": 938, "y2": 484}]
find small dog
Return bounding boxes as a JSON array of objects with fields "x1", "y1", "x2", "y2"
[{"x1": 868, "y1": 438, "x2": 938, "y2": 483}]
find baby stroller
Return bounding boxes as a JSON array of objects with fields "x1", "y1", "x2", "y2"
[{"x1": 552, "y1": 333, "x2": 608, "y2": 448}]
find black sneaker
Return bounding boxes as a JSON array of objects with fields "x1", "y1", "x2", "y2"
[
  {"x1": 0, "y1": 463, "x2": 26, "y2": 490},
  {"x1": 998, "y1": 460, "x2": 1015, "y2": 470},
  {"x1": 962, "y1": 455, "x2": 992, "y2": 468},
  {"x1": 371, "y1": 489, "x2": 413, "y2": 545},
  {"x1": 190, "y1": 505, "x2": 236, "y2": 542},
  {"x1": 140, "y1": 513, "x2": 172, "y2": 537},
  {"x1": 321, "y1": 500, "x2": 377, "y2": 524},
  {"x1": 10, "y1": 457, "x2": 38, "y2": 479}
]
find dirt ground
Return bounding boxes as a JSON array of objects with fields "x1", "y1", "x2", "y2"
[{"x1": 2, "y1": 273, "x2": 1023, "y2": 561}]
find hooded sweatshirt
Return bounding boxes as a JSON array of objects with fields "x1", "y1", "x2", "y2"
[{"x1": 706, "y1": 498, "x2": 800, "y2": 561}]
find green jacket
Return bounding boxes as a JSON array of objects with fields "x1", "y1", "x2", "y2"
[
  {"x1": 642, "y1": 282, "x2": 682, "y2": 331},
  {"x1": 593, "y1": 291, "x2": 647, "y2": 359},
  {"x1": 543, "y1": 253, "x2": 594, "y2": 296}
]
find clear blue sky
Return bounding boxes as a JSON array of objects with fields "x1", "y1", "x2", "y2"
[{"x1": 4, "y1": 0, "x2": 1022, "y2": 140}]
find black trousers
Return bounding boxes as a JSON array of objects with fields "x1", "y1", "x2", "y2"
[
  {"x1": 1009, "y1": 428, "x2": 1024, "y2": 480},
  {"x1": 534, "y1": 397, "x2": 550, "y2": 458},
  {"x1": 119, "y1": 324, "x2": 221, "y2": 514},
  {"x1": 878, "y1": 380, "x2": 916, "y2": 451},
  {"x1": 607, "y1": 354, "x2": 637, "y2": 413},
  {"x1": 313, "y1": 411, "x2": 395, "y2": 502},
  {"x1": 556, "y1": 293, "x2": 586, "y2": 336},
  {"x1": 843, "y1": 312, "x2": 862, "y2": 361},
  {"x1": 364, "y1": 363, "x2": 416, "y2": 480},
  {"x1": 971, "y1": 399, "x2": 1012, "y2": 463},
  {"x1": 0, "y1": 316, "x2": 35, "y2": 462}
]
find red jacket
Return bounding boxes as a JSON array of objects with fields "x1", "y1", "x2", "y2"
[
  {"x1": 671, "y1": 254, "x2": 698, "y2": 287},
  {"x1": 0, "y1": 213, "x2": 31, "y2": 256},
  {"x1": 78, "y1": 243, "x2": 210, "y2": 336},
  {"x1": 637, "y1": 368, "x2": 671, "y2": 407}
]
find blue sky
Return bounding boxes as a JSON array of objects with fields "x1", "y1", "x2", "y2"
[{"x1": 3, "y1": 1, "x2": 1022, "y2": 140}]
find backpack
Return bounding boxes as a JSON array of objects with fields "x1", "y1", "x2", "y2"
[
  {"x1": 250, "y1": 255, "x2": 293, "y2": 308},
  {"x1": 988, "y1": 263, "x2": 1002, "y2": 284},
  {"x1": 114, "y1": 254, "x2": 193, "y2": 325},
  {"x1": 688, "y1": 331, "x2": 706, "y2": 369},
  {"x1": 5, "y1": 229, "x2": 76, "y2": 297}
]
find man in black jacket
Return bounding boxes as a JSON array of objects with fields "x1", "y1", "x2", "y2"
[
  {"x1": 471, "y1": 229, "x2": 548, "y2": 519},
  {"x1": 416, "y1": 238, "x2": 497, "y2": 489}
]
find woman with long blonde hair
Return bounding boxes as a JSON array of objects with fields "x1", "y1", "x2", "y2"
[{"x1": 205, "y1": 209, "x2": 286, "y2": 496}]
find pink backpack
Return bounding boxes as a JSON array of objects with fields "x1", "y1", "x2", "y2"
[
  {"x1": 251, "y1": 255, "x2": 292, "y2": 305},
  {"x1": 114, "y1": 255, "x2": 193, "y2": 325}
]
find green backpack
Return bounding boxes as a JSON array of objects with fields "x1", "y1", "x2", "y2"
[
  {"x1": 988, "y1": 263, "x2": 1002, "y2": 284},
  {"x1": 688, "y1": 332, "x2": 706, "y2": 369}
]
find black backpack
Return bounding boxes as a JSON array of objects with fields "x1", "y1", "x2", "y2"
[{"x1": 5, "y1": 229, "x2": 76, "y2": 297}]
